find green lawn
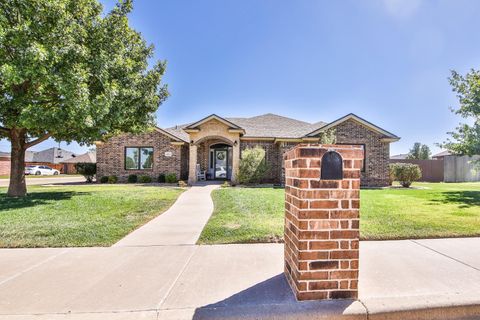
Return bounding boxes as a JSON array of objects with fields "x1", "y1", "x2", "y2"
[
  {"x1": 0, "y1": 185, "x2": 184, "y2": 247},
  {"x1": 198, "y1": 182, "x2": 480, "y2": 244}
]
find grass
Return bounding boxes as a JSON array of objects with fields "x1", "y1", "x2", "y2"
[
  {"x1": 198, "y1": 182, "x2": 480, "y2": 244},
  {"x1": 0, "y1": 185, "x2": 184, "y2": 247}
]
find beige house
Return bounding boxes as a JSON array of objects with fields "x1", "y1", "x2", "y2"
[{"x1": 96, "y1": 113, "x2": 399, "y2": 187}]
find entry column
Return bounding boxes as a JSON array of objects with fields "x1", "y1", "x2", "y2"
[
  {"x1": 188, "y1": 144, "x2": 197, "y2": 184},
  {"x1": 283, "y1": 144, "x2": 363, "y2": 301}
]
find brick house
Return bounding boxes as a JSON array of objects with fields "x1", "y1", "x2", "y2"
[{"x1": 96, "y1": 113, "x2": 399, "y2": 187}]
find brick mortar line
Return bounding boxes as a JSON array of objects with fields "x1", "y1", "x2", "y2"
[{"x1": 410, "y1": 240, "x2": 480, "y2": 272}]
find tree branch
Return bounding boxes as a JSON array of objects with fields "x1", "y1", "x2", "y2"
[
  {"x1": 0, "y1": 126, "x2": 10, "y2": 135},
  {"x1": 25, "y1": 133, "x2": 50, "y2": 149}
]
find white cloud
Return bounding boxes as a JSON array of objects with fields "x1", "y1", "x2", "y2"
[{"x1": 382, "y1": 0, "x2": 422, "y2": 19}]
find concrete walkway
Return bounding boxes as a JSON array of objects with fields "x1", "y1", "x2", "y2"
[
  {"x1": 1, "y1": 238, "x2": 480, "y2": 319},
  {"x1": 114, "y1": 183, "x2": 220, "y2": 246}
]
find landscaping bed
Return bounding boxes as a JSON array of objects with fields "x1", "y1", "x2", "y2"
[
  {"x1": 198, "y1": 182, "x2": 480, "y2": 244},
  {"x1": 0, "y1": 185, "x2": 184, "y2": 247}
]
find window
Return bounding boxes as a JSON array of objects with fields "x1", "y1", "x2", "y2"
[{"x1": 125, "y1": 147, "x2": 154, "y2": 170}]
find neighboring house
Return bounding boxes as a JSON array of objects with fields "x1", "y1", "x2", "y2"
[
  {"x1": 97, "y1": 113, "x2": 399, "y2": 187},
  {"x1": 60, "y1": 151, "x2": 96, "y2": 174},
  {"x1": 390, "y1": 153, "x2": 409, "y2": 160},
  {"x1": 26, "y1": 147, "x2": 77, "y2": 173},
  {"x1": 0, "y1": 147, "x2": 78, "y2": 175},
  {"x1": 432, "y1": 150, "x2": 452, "y2": 160},
  {"x1": 0, "y1": 151, "x2": 11, "y2": 176}
]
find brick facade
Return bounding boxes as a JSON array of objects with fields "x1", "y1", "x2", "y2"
[
  {"x1": 333, "y1": 119, "x2": 390, "y2": 187},
  {"x1": 96, "y1": 118, "x2": 392, "y2": 186},
  {"x1": 284, "y1": 144, "x2": 362, "y2": 301},
  {"x1": 96, "y1": 130, "x2": 186, "y2": 182}
]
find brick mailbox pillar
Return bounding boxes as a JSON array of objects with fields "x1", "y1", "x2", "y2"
[{"x1": 284, "y1": 144, "x2": 363, "y2": 301}]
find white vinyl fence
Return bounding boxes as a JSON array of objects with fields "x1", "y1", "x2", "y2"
[{"x1": 444, "y1": 155, "x2": 480, "y2": 182}]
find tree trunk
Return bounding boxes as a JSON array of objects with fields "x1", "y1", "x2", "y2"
[{"x1": 7, "y1": 130, "x2": 27, "y2": 197}]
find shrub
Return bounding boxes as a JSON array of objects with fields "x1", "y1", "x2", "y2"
[
  {"x1": 108, "y1": 175, "x2": 118, "y2": 184},
  {"x1": 99, "y1": 176, "x2": 109, "y2": 183},
  {"x1": 75, "y1": 163, "x2": 96, "y2": 183},
  {"x1": 388, "y1": 164, "x2": 395, "y2": 186},
  {"x1": 390, "y1": 163, "x2": 421, "y2": 188},
  {"x1": 138, "y1": 175, "x2": 152, "y2": 183},
  {"x1": 237, "y1": 146, "x2": 269, "y2": 184},
  {"x1": 158, "y1": 173, "x2": 166, "y2": 183},
  {"x1": 178, "y1": 180, "x2": 188, "y2": 188},
  {"x1": 127, "y1": 174, "x2": 138, "y2": 183},
  {"x1": 221, "y1": 181, "x2": 231, "y2": 188},
  {"x1": 165, "y1": 173, "x2": 177, "y2": 183}
]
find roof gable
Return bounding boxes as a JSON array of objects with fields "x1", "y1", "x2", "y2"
[
  {"x1": 184, "y1": 114, "x2": 243, "y2": 131},
  {"x1": 305, "y1": 113, "x2": 400, "y2": 140}
]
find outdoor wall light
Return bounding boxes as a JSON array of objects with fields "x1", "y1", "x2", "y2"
[
  {"x1": 234, "y1": 140, "x2": 238, "y2": 146},
  {"x1": 190, "y1": 140, "x2": 194, "y2": 145}
]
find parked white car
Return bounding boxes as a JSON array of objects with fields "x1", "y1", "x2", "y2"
[{"x1": 25, "y1": 165, "x2": 60, "y2": 176}]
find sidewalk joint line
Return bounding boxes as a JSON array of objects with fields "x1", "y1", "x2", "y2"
[
  {"x1": 410, "y1": 240, "x2": 480, "y2": 272},
  {"x1": 156, "y1": 246, "x2": 199, "y2": 310},
  {"x1": 0, "y1": 249, "x2": 70, "y2": 287},
  {"x1": 357, "y1": 299, "x2": 370, "y2": 319}
]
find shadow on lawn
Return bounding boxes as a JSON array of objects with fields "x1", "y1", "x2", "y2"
[
  {"x1": 0, "y1": 191, "x2": 90, "y2": 211},
  {"x1": 432, "y1": 191, "x2": 480, "y2": 208}
]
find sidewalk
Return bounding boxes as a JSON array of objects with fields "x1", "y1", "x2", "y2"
[
  {"x1": 1, "y1": 238, "x2": 480, "y2": 319},
  {"x1": 114, "y1": 183, "x2": 220, "y2": 246}
]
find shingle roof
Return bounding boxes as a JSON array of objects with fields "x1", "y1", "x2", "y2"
[
  {"x1": 29, "y1": 148, "x2": 77, "y2": 164},
  {"x1": 61, "y1": 151, "x2": 96, "y2": 163},
  {"x1": 167, "y1": 113, "x2": 327, "y2": 140},
  {"x1": 225, "y1": 114, "x2": 327, "y2": 138},
  {"x1": 163, "y1": 113, "x2": 399, "y2": 141},
  {"x1": 432, "y1": 150, "x2": 452, "y2": 158},
  {"x1": 0, "y1": 151, "x2": 10, "y2": 158}
]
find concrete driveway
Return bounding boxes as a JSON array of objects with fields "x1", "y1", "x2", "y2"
[
  {"x1": 0, "y1": 175, "x2": 85, "y2": 187},
  {"x1": 1, "y1": 238, "x2": 480, "y2": 319}
]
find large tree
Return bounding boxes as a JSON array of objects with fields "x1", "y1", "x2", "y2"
[
  {"x1": 442, "y1": 70, "x2": 480, "y2": 156},
  {"x1": 0, "y1": 0, "x2": 168, "y2": 196},
  {"x1": 407, "y1": 142, "x2": 431, "y2": 160}
]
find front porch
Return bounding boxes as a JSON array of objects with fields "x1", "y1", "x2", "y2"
[{"x1": 188, "y1": 137, "x2": 240, "y2": 184}]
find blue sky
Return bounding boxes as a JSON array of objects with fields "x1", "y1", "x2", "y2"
[{"x1": 2, "y1": 0, "x2": 479, "y2": 156}]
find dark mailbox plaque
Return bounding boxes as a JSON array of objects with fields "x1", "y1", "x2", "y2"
[{"x1": 320, "y1": 151, "x2": 343, "y2": 180}]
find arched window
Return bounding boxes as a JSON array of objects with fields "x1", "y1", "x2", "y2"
[{"x1": 320, "y1": 151, "x2": 343, "y2": 180}]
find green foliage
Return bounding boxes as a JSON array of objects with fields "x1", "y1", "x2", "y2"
[
  {"x1": 108, "y1": 175, "x2": 118, "y2": 184},
  {"x1": 318, "y1": 128, "x2": 337, "y2": 144},
  {"x1": 441, "y1": 70, "x2": 480, "y2": 156},
  {"x1": 99, "y1": 176, "x2": 108, "y2": 183},
  {"x1": 158, "y1": 173, "x2": 166, "y2": 183},
  {"x1": 237, "y1": 146, "x2": 269, "y2": 184},
  {"x1": 390, "y1": 163, "x2": 422, "y2": 188},
  {"x1": 127, "y1": 174, "x2": 138, "y2": 183},
  {"x1": 388, "y1": 164, "x2": 395, "y2": 186},
  {"x1": 221, "y1": 181, "x2": 231, "y2": 188},
  {"x1": 407, "y1": 142, "x2": 431, "y2": 159},
  {"x1": 165, "y1": 173, "x2": 177, "y2": 183},
  {"x1": 138, "y1": 175, "x2": 152, "y2": 183},
  {"x1": 0, "y1": 0, "x2": 168, "y2": 196},
  {"x1": 75, "y1": 163, "x2": 96, "y2": 183}
]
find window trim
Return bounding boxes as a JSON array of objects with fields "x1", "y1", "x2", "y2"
[{"x1": 124, "y1": 146, "x2": 154, "y2": 170}]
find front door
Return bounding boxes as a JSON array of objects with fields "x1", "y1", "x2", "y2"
[{"x1": 214, "y1": 149, "x2": 228, "y2": 180}]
